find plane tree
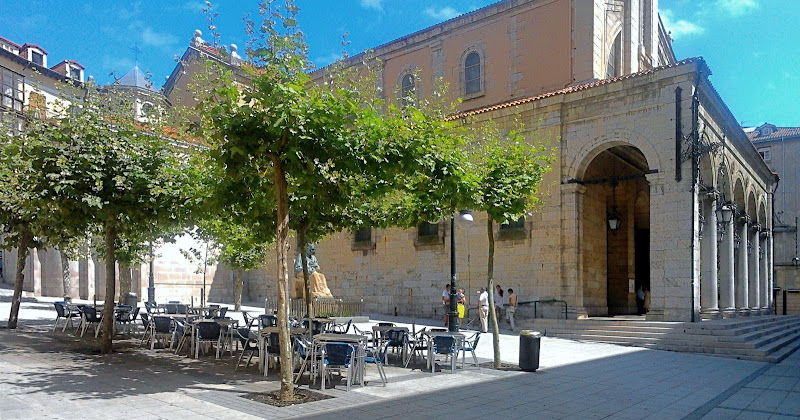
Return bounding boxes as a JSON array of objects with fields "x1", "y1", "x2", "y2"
[
  {"x1": 194, "y1": 0, "x2": 480, "y2": 400},
  {"x1": 24, "y1": 87, "x2": 192, "y2": 353},
  {"x1": 469, "y1": 122, "x2": 554, "y2": 367}
]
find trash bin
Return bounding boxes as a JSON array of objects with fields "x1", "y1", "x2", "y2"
[
  {"x1": 519, "y1": 330, "x2": 542, "y2": 372},
  {"x1": 124, "y1": 292, "x2": 138, "y2": 307}
]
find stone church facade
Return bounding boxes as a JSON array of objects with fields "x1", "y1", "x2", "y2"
[
  {"x1": 3, "y1": 0, "x2": 777, "y2": 322},
  {"x1": 239, "y1": 0, "x2": 777, "y2": 322}
]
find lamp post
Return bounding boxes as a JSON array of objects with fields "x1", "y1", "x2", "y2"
[
  {"x1": 449, "y1": 210, "x2": 473, "y2": 332},
  {"x1": 147, "y1": 241, "x2": 155, "y2": 304}
]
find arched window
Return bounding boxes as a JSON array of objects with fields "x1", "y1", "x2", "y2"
[
  {"x1": 464, "y1": 52, "x2": 481, "y2": 95},
  {"x1": 606, "y1": 32, "x2": 622, "y2": 78},
  {"x1": 400, "y1": 74, "x2": 415, "y2": 107}
]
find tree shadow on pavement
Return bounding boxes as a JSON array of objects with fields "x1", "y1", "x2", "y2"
[{"x1": 0, "y1": 327, "x2": 276, "y2": 401}]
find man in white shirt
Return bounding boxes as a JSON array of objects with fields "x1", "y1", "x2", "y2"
[{"x1": 477, "y1": 287, "x2": 489, "y2": 333}]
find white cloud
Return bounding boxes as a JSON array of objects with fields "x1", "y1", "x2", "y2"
[
  {"x1": 424, "y1": 7, "x2": 463, "y2": 21},
  {"x1": 360, "y1": 0, "x2": 384, "y2": 12},
  {"x1": 716, "y1": 0, "x2": 759, "y2": 17},
  {"x1": 660, "y1": 10, "x2": 705, "y2": 39},
  {"x1": 141, "y1": 27, "x2": 179, "y2": 48}
]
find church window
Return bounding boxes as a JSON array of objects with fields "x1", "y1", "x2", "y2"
[
  {"x1": 354, "y1": 227, "x2": 372, "y2": 243},
  {"x1": 400, "y1": 73, "x2": 415, "y2": 107},
  {"x1": 500, "y1": 216, "x2": 525, "y2": 231},
  {"x1": 464, "y1": 52, "x2": 481, "y2": 95},
  {"x1": 606, "y1": 32, "x2": 622, "y2": 78},
  {"x1": 418, "y1": 221, "x2": 439, "y2": 237}
]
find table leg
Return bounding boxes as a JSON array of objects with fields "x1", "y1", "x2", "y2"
[{"x1": 259, "y1": 335, "x2": 265, "y2": 375}]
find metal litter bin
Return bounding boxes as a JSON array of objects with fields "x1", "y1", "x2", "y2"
[
  {"x1": 124, "y1": 292, "x2": 138, "y2": 307},
  {"x1": 519, "y1": 330, "x2": 542, "y2": 372}
]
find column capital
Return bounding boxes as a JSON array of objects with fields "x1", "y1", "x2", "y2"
[{"x1": 560, "y1": 182, "x2": 587, "y2": 195}]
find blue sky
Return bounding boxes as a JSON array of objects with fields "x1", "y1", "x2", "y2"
[{"x1": 1, "y1": 0, "x2": 797, "y2": 127}]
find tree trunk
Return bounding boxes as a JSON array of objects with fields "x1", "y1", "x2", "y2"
[
  {"x1": 60, "y1": 250, "x2": 72, "y2": 300},
  {"x1": 7, "y1": 228, "x2": 32, "y2": 329},
  {"x1": 298, "y1": 225, "x2": 313, "y2": 318},
  {"x1": 234, "y1": 269, "x2": 243, "y2": 312},
  {"x1": 100, "y1": 221, "x2": 117, "y2": 354},
  {"x1": 487, "y1": 219, "x2": 501, "y2": 368},
  {"x1": 118, "y1": 262, "x2": 131, "y2": 303},
  {"x1": 272, "y1": 157, "x2": 293, "y2": 402}
]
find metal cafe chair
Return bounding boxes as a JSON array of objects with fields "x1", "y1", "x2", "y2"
[
  {"x1": 430, "y1": 335, "x2": 457, "y2": 373},
  {"x1": 322, "y1": 342, "x2": 357, "y2": 391},
  {"x1": 80, "y1": 306, "x2": 103, "y2": 338},
  {"x1": 365, "y1": 340, "x2": 390, "y2": 386},
  {"x1": 53, "y1": 302, "x2": 80, "y2": 332},
  {"x1": 234, "y1": 328, "x2": 260, "y2": 371}
]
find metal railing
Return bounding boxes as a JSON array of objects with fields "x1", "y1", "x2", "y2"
[
  {"x1": 265, "y1": 297, "x2": 364, "y2": 318},
  {"x1": 519, "y1": 299, "x2": 568, "y2": 320}
]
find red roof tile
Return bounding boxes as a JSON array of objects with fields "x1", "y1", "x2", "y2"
[
  {"x1": 748, "y1": 127, "x2": 800, "y2": 141},
  {"x1": 0, "y1": 35, "x2": 20, "y2": 48},
  {"x1": 20, "y1": 43, "x2": 48, "y2": 54},
  {"x1": 450, "y1": 57, "x2": 704, "y2": 120}
]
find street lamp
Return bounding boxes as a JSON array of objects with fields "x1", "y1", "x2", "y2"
[
  {"x1": 449, "y1": 209, "x2": 473, "y2": 332},
  {"x1": 147, "y1": 241, "x2": 155, "y2": 304},
  {"x1": 715, "y1": 201, "x2": 734, "y2": 236}
]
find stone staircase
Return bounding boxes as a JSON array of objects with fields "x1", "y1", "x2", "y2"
[{"x1": 524, "y1": 315, "x2": 800, "y2": 363}]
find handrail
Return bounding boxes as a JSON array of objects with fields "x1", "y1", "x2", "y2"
[{"x1": 519, "y1": 299, "x2": 568, "y2": 320}]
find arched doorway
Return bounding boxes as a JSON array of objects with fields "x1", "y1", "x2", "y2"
[{"x1": 579, "y1": 145, "x2": 651, "y2": 316}]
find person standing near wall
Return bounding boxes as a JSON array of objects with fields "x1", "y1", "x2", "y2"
[
  {"x1": 636, "y1": 285, "x2": 646, "y2": 315},
  {"x1": 477, "y1": 287, "x2": 489, "y2": 333},
  {"x1": 457, "y1": 288, "x2": 466, "y2": 328},
  {"x1": 494, "y1": 285, "x2": 504, "y2": 322},
  {"x1": 506, "y1": 288, "x2": 518, "y2": 331}
]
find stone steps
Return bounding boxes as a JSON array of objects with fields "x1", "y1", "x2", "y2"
[{"x1": 527, "y1": 315, "x2": 800, "y2": 362}]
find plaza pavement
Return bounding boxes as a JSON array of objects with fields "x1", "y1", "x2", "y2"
[{"x1": 0, "y1": 287, "x2": 798, "y2": 419}]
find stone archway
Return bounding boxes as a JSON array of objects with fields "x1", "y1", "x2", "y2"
[{"x1": 578, "y1": 145, "x2": 651, "y2": 316}]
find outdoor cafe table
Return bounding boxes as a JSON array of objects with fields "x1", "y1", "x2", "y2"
[
  {"x1": 258, "y1": 326, "x2": 308, "y2": 375},
  {"x1": 421, "y1": 330, "x2": 465, "y2": 371},
  {"x1": 301, "y1": 317, "x2": 336, "y2": 332},
  {"x1": 371, "y1": 325, "x2": 409, "y2": 363},
  {"x1": 312, "y1": 333, "x2": 370, "y2": 388}
]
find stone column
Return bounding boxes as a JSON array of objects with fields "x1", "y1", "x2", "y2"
[
  {"x1": 767, "y1": 232, "x2": 774, "y2": 313},
  {"x1": 700, "y1": 197, "x2": 720, "y2": 318},
  {"x1": 561, "y1": 183, "x2": 588, "y2": 319},
  {"x1": 735, "y1": 216, "x2": 749, "y2": 315},
  {"x1": 760, "y1": 233, "x2": 769, "y2": 313},
  {"x1": 645, "y1": 172, "x2": 666, "y2": 320},
  {"x1": 719, "y1": 211, "x2": 736, "y2": 317},
  {"x1": 748, "y1": 224, "x2": 760, "y2": 314}
]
